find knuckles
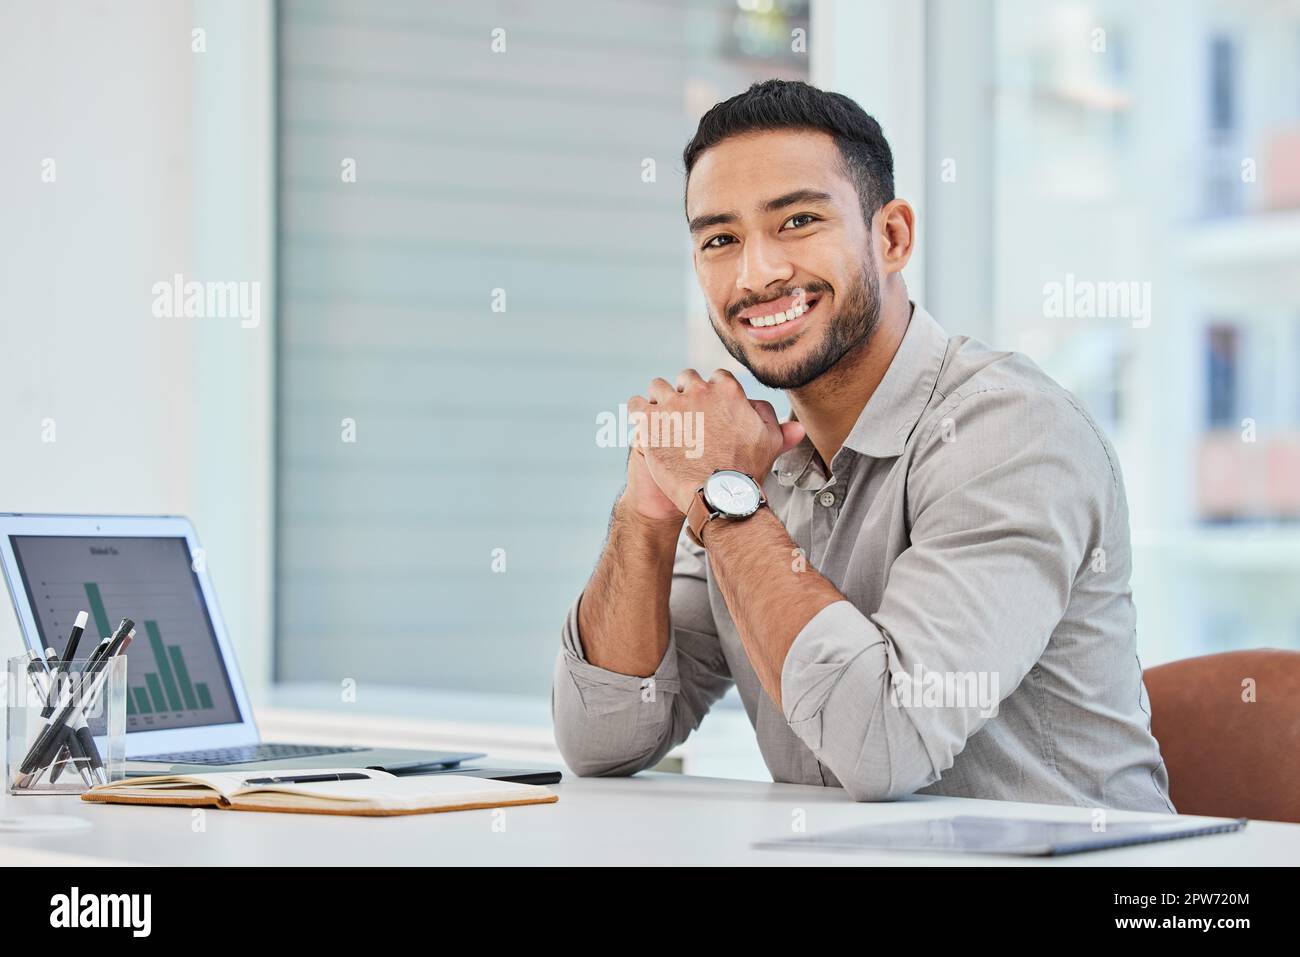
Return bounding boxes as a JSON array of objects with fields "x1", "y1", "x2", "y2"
[
  {"x1": 634, "y1": 368, "x2": 752, "y2": 419},
  {"x1": 649, "y1": 368, "x2": 746, "y2": 397}
]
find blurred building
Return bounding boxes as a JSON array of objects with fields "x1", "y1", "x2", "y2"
[{"x1": 991, "y1": 0, "x2": 1300, "y2": 662}]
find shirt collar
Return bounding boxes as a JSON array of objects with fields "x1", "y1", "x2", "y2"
[{"x1": 772, "y1": 302, "x2": 950, "y2": 483}]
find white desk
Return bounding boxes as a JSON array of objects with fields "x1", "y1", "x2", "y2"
[{"x1": 1, "y1": 767, "x2": 1293, "y2": 866}]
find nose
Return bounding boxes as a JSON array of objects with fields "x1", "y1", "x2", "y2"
[{"x1": 735, "y1": 234, "x2": 794, "y2": 297}]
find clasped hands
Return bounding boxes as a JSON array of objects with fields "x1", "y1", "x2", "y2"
[{"x1": 623, "y1": 369, "x2": 806, "y2": 523}]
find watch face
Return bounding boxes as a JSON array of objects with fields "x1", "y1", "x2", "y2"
[{"x1": 704, "y1": 470, "x2": 762, "y2": 518}]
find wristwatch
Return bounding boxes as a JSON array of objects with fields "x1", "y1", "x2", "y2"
[{"x1": 685, "y1": 469, "x2": 767, "y2": 547}]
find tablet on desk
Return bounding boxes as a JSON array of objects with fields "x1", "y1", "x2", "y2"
[
  {"x1": 756, "y1": 815, "x2": 1249, "y2": 857},
  {"x1": 404, "y1": 767, "x2": 563, "y2": 786}
]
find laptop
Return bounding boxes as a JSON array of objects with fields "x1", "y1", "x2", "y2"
[{"x1": 0, "y1": 513, "x2": 483, "y2": 775}]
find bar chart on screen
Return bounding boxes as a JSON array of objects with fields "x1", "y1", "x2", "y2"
[
  {"x1": 80, "y1": 585, "x2": 217, "y2": 717},
  {"x1": 14, "y1": 535, "x2": 241, "y2": 731}
]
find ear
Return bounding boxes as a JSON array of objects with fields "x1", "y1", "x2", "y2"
[{"x1": 876, "y1": 199, "x2": 915, "y2": 277}]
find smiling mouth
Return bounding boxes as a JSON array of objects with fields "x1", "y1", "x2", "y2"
[{"x1": 737, "y1": 295, "x2": 822, "y2": 339}]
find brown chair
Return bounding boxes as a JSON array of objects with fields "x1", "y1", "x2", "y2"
[{"x1": 1145, "y1": 649, "x2": 1300, "y2": 824}]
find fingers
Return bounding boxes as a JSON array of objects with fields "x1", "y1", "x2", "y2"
[
  {"x1": 780, "y1": 419, "x2": 807, "y2": 454},
  {"x1": 752, "y1": 399, "x2": 804, "y2": 453},
  {"x1": 627, "y1": 394, "x2": 649, "y2": 449},
  {"x1": 675, "y1": 368, "x2": 706, "y2": 392},
  {"x1": 646, "y1": 368, "x2": 741, "y2": 401},
  {"x1": 749, "y1": 399, "x2": 780, "y2": 431},
  {"x1": 708, "y1": 368, "x2": 744, "y2": 394},
  {"x1": 647, "y1": 377, "x2": 677, "y2": 404}
]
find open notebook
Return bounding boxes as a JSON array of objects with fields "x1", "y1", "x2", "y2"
[{"x1": 81, "y1": 768, "x2": 558, "y2": 817}]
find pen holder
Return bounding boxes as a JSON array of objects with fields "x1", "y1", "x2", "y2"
[{"x1": 6, "y1": 655, "x2": 127, "y2": 795}]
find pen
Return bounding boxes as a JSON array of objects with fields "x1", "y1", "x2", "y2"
[
  {"x1": 72, "y1": 629, "x2": 132, "y2": 786},
  {"x1": 41, "y1": 646, "x2": 80, "y2": 781},
  {"x1": 66, "y1": 629, "x2": 132, "y2": 785},
  {"x1": 75, "y1": 725, "x2": 109, "y2": 785},
  {"x1": 23, "y1": 650, "x2": 54, "y2": 743},
  {"x1": 42, "y1": 635, "x2": 109, "y2": 784},
  {"x1": 40, "y1": 647, "x2": 59, "y2": 716},
  {"x1": 24, "y1": 648, "x2": 50, "y2": 689},
  {"x1": 54, "y1": 611, "x2": 94, "y2": 780},
  {"x1": 241, "y1": 772, "x2": 371, "y2": 786},
  {"x1": 48, "y1": 726, "x2": 95, "y2": 789},
  {"x1": 20, "y1": 650, "x2": 73, "y2": 785},
  {"x1": 43, "y1": 611, "x2": 88, "y2": 718}
]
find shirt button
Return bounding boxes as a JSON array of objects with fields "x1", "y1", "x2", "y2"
[{"x1": 818, "y1": 491, "x2": 837, "y2": 508}]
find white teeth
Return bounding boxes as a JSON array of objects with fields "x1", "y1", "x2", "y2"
[{"x1": 749, "y1": 300, "x2": 810, "y2": 327}]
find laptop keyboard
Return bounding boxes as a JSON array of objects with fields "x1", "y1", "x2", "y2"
[{"x1": 136, "y1": 743, "x2": 370, "y2": 766}]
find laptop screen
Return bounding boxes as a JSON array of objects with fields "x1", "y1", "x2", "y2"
[{"x1": 8, "y1": 535, "x2": 242, "y2": 732}]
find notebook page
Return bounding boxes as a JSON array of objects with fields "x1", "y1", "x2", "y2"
[
  {"x1": 234, "y1": 773, "x2": 551, "y2": 810},
  {"x1": 94, "y1": 768, "x2": 394, "y2": 799}
]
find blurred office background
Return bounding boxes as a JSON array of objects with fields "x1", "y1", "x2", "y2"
[{"x1": 3, "y1": 0, "x2": 1299, "y2": 779}]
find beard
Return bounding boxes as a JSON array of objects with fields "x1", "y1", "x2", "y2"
[{"x1": 709, "y1": 263, "x2": 882, "y2": 390}]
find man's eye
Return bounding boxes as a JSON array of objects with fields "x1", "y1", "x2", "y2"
[
  {"x1": 783, "y1": 213, "x2": 817, "y2": 230},
  {"x1": 703, "y1": 234, "x2": 735, "y2": 250}
]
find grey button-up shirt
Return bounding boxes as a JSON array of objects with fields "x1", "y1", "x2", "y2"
[{"x1": 553, "y1": 303, "x2": 1175, "y2": 813}]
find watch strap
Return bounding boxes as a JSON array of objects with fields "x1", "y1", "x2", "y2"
[{"x1": 685, "y1": 488, "x2": 714, "y2": 548}]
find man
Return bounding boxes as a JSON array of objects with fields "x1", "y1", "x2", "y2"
[{"x1": 552, "y1": 79, "x2": 1174, "y2": 812}]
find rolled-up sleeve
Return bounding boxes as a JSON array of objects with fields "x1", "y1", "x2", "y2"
[
  {"x1": 780, "y1": 387, "x2": 1115, "y2": 802},
  {"x1": 552, "y1": 531, "x2": 734, "y2": 777}
]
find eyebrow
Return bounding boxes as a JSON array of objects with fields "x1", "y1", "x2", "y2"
[{"x1": 687, "y1": 188, "x2": 835, "y2": 234}]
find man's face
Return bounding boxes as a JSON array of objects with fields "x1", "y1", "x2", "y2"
[{"x1": 686, "y1": 129, "x2": 881, "y2": 390}]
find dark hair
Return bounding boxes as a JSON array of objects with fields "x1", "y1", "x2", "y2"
[{"x1": 682, "y1": 79, "x2": 895, "y2": 224}]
